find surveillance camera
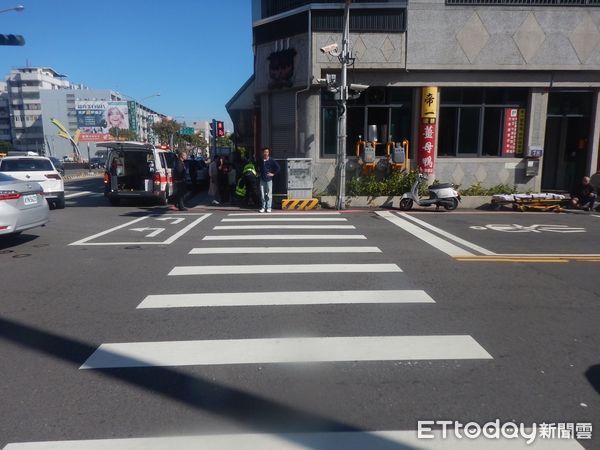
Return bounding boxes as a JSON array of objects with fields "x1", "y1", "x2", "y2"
[
  {"x1": 349, "y1": 83, "x2": 369, "y2": 92},
  {"x1": 320, "y1": 43, "x2": 339, "y2": 54}
]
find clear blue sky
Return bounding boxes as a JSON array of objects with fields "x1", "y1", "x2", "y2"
[{"x1": 0, "y1": 0, "x2": 254, "y2": 128}]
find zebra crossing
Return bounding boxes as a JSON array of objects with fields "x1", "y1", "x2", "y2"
[{"x1": 7, "y1": 211, "x2": 582, "y2": 449}]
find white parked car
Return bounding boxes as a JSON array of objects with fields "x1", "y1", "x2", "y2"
[
  {"x1": 0, "y1": 173, "x2": 49, "y2": 236},
  {"x1": 0, "y1": 155, "x2": 65, "y2": 209}
]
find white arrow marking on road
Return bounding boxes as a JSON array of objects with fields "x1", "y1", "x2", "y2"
[
  {"x1": 156, "y1": 217, "x2": 185, "y2": 225},
  {"x1": 129, "y1": 227, "x2": 165, "y2": 237}
]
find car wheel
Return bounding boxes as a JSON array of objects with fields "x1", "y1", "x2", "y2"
[
  {"x1": 108, "y1": 197, "x2": 120, "y2": 206},
  {"x1": 55, "y1": 198, "x2": 66, "y2": 209}
]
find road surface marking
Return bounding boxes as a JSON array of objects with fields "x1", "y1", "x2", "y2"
[
  {"x1": 138, "y1": 290, "x2": 433, "y2": 308},
  {"x1": 400, "y1": 213, "x2": 495, "y2": 255},
  {"x1": 376, "y1": 211, "x2": 474, "y2": 257},
  {"x1": 64, "y1": 191, "x2": 93, "y2": 199},
  {"x1": 213, "y1": 225, "x2": 356, "y2": 230},
  {"x1": 69, "y1": 214, "x2": 210, "y2": 246},
  {"x1": 189, "y1": 246, "x2": 381, "y2": 254},
  {"x1": 203, "y1": 234, "x2": 367, "y2": 241},
  {"x1": 227, "y1": 212, "x2": 341, "y2": 216},
  {"x1": 80, "y1": 335, "x2": 491, "y2": 369},
  {"x1": 221, "y1": 217, "x2": 348, "y2": 222},
  {"x1": 7, "y1": 429, "x2": 583, "y2": 450},
  {"x1": 168, "y1": 264, "x2": 402, "y2": 276}
]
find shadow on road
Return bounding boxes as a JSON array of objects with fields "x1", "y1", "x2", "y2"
[
  {"x1": 0, "y1": 316, "x2": 416, "y2": 450},
  {"x1": 585, "y1": 364, "x2": 600, "y2": 395},
  {"x1": 0, "y1": 233, "x2": 39, "y2": 250}
]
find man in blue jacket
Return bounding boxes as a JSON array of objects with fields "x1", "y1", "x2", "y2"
[{"x1": 257, "y1": 147, "x2": 280, "y2": 213}]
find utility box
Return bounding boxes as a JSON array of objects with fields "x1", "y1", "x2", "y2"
[
  {"x1": 287, "y1": 158, "x2": 313, "y2": 199},
  {"x1": 525, "y1": 158, "x2": 540, "y2": 177}
]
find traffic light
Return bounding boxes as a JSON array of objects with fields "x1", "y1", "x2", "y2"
[
  {"x1": 210, "y1": 120, "x2": 215, "y2": 138},
  {"x1": 0, "y1": 34, "x2": 25, "y2": 46},
  {"x1": 216, "y1": 121, "x2": 225, "y2": 138}
]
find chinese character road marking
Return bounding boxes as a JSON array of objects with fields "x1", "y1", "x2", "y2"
[{"x1": 470, "y1": 224, "x2": 586, "y2": 233}]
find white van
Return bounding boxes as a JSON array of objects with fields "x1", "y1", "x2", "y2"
[{"x1": 101, "y1": 142, "x2": 176, "y2": 206}]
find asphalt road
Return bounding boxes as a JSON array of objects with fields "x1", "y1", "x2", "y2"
[{"x1": 0, "y1": 177, "x2": 598, "y2": 449}]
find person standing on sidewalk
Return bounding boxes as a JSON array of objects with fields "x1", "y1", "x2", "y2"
[
  {"x1": 258, "y1": 147, "x2": 280, "y2": 213},
  {"x1": 208, "y1": 157, "x2": 220, "y2": 205},
  {"x1": 172, "y1": 150, "x2": 188, "y2": 211}
]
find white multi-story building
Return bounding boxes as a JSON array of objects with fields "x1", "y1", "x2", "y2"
[
  {"x1": 3, "y1": 67, "x2": 166, "y2": 158},
  {"x1": 0, "y1": 81, "x2": 10, "y2": 146}
]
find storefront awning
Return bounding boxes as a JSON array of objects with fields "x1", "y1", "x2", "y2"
[{"x1": 226, "y1": 75, "x2": 255, "y2": 113}]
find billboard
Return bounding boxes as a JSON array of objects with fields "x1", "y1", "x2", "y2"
[{"x1": 76, "y1": 100, "x2": 130, "y2": 142}]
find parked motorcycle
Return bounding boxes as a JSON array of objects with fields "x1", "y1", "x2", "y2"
[{"x1": 399, "y1": 173, "x2": 461, "y2": 211}]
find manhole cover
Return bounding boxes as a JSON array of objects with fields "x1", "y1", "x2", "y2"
[
  {"x1": 13, "y1": 254, "x2": 31, "y2": 258},
  {"x1": 124, "y1": 246, "x2": 142, "y2": 250},
  {"x1": 33, "y1": 244, "x2": 49, "y2": 248},
  {"x1": 0, "y1": 250, "x2": 14, "y2": 254}
]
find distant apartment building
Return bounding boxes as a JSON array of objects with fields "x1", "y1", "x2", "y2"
[
  {"x1": 0, "y1": 81, "x2": 10, "y2": 145},
  {"x1": 3, "y1": 67, "x2": 166, "y2": 159}
]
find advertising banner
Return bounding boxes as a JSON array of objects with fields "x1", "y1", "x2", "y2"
[
  {"x1": 418, "y1": 87, "x2": 438, "y2": 174},
  {"x1": 418, "y1": 122, "x2": 436, "y2": 174},
  {"x1": 76, "y1": 100, "x2": 130, "y2": 142},
  {"x1": 421, "y1": 87, "x2": 438, "y2": 121},
  {"x1": 502, "y1": 108, "x2": 526, "y2": 156}
]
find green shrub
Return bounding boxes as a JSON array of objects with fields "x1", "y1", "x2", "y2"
[
  {"x1": 459, "y1": 182, "x2": 518, "y2": 196},
  {"x1": 346, "y1": 171, "x2": 426, "y2": 197}
]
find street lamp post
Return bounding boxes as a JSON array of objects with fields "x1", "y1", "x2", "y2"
[
  {"x1": 0, "y1": 5, "x2": 24, "y2": 14},
  {"x1": 336, "y1": 0, "x2": 351, "y2": 210}
]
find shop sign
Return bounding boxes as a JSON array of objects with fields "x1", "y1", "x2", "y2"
[
  {"x1": 503, "y1": 108, "x2": 526, "y2": 156},
  {"x1": 418, "y1": 122, "x2": 435, "y2": 174},
  {"x1": 420, "y1": 87, "x2": 438, "y2": 122}
]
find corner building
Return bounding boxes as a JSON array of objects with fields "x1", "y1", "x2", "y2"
[{"x1": 228, "y1": 0, "x2": 600, "y2": 193}]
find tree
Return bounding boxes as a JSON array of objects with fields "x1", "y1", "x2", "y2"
[
  {"x1": 216, "y1": 132, "x2": 234, "y2": 149},
  {"x1": 0, "y1": 140, "x2": 12, "y2": 154},
  {"x1": 151, "y1": 119, "x2": 181, "y2": 146},
  {"x1": 180, "y1": 132, "x2": 208, "y2": 154},
  {"x1": 108, "y1": 127, "x2": 138, "y2": 141}
]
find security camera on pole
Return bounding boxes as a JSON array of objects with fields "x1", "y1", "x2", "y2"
[{"x1": 317, "y1": 1, "x2": 368, "y2": 210}]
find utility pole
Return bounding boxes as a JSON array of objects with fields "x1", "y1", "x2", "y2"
[{"x1": 336, "y1": 0, "x2": 351, "y2": 210}]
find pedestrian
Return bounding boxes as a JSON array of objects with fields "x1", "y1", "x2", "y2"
[
  {"x1": 257, "y1": 147, "x2": 280, "y2": 213},
  {"x1": 172, "y1": 150, "x2": 188, "y2": 211},
  {"x1": 570, "y1": 175, "x2": 597, "y2": 211},
  {"x1": 208, "y1": 157, "x2": 220, "y2": 205},
  {"x1": 218, "y1": 155, "x2": 231, "y2": 203}
]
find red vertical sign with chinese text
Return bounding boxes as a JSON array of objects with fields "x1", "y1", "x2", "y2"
[
  {"x1": 418, "y1": 123, "x2": 435, "y2": 174},
  {"x1": 418, "y1": 87, "x2": 438, "y2": 174},
  {"x1": 502, "y1": 108, "x2": 519, "y2": 156}
]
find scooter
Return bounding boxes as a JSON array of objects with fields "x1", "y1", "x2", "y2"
[{"x1": 399, "y1": 173, "x2": 461, "y2": 211}]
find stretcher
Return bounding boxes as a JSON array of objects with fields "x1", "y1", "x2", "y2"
[{"x1": 490, "y1": 193, "x2": 567, "y2": 212}]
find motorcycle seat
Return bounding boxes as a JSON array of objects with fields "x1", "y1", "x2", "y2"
[{"x1": 429, "y1": 183, "x2": 453, "y2": 190}]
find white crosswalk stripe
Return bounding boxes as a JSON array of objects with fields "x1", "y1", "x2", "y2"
[
  {"x1": 168, "y1": 263, "x2": 402, "y2": 276},
  {"x1": 203, "y1": 234, "x2": 367, "y2": 240},
  {"x1": 80, "y1": 335, "x2": 491, "y2": 369},
  {"x1": 189, "y1": 246, "x2": 382, "y2": 254},
  {"x1": 5, "y1": 430, "x2": 584, "y2": 449},
  {"x1": 221, "y1": 217, "x2": 348, "y2": 222},
  {"x1": 137, "y1": 290, "x2": 434, "y2": 308},
  {"x1": 213, "y1": 225, "x2": 356, "y2": 230}
]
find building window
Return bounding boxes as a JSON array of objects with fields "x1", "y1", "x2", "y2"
[
  {"x1": 321, "y1": 107, "x2": 338, "y2": 156},
  {"x1": 438, "y1": 87, "x2": 528, "y2": 157},
  {"x1": 321, "y1": 87, "x2": 412, "y2": 157}
]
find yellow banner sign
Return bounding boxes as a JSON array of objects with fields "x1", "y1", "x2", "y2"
[{"x1": 421, "y1": 87, "x2": 438, "y2": 120}]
